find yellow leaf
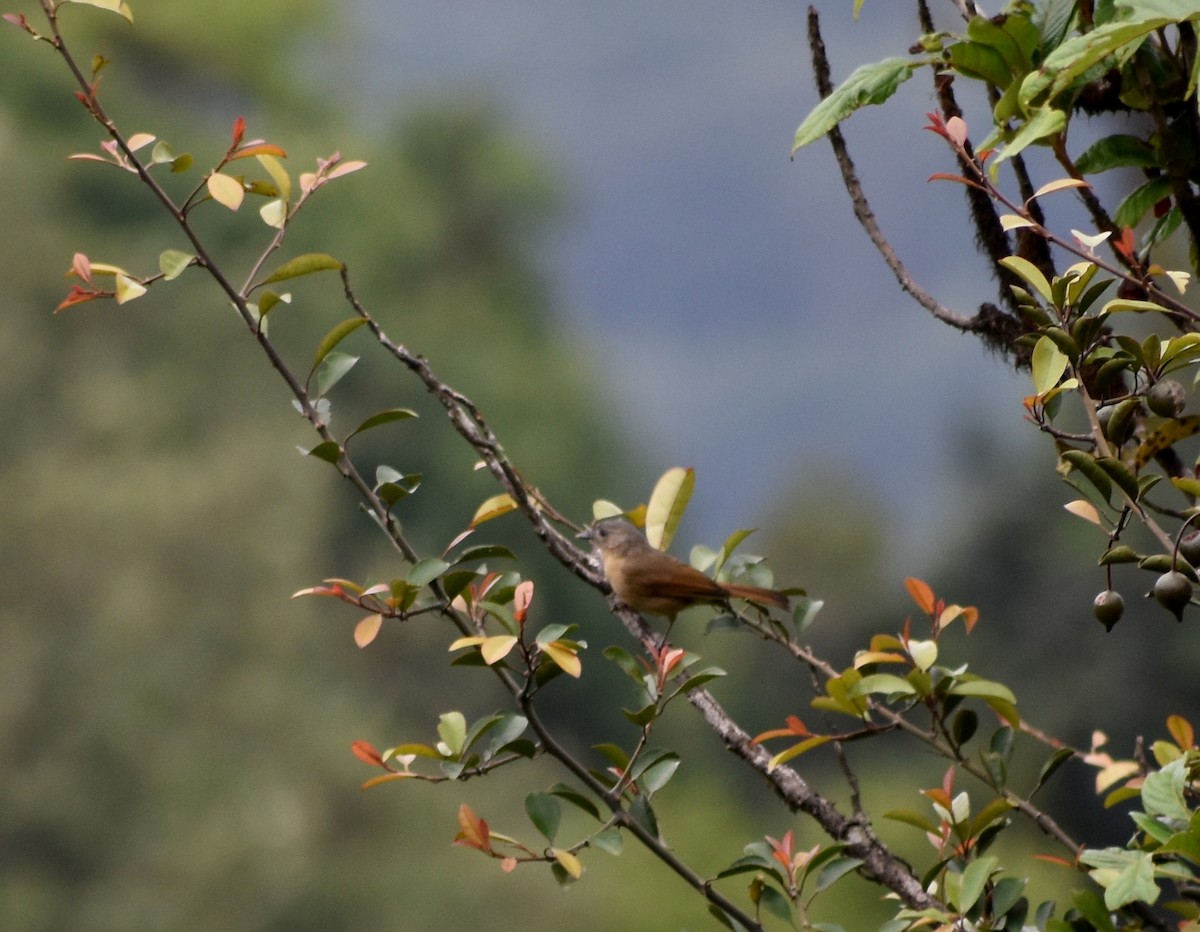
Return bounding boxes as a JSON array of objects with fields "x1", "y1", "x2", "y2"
[
  {"x1": 541, "y1": 641, "x2": 582, "y2": 678},
  {"x1": 471, "y1": 493, "x2": 517, "y2": 528},
  {"x1": 114, "y1": 273, "x2": 147, "y2": 304},
  {"x1": 257, "y1": 153, "x2": 292, "y2": 201},
  {"x1": 207, "y1": 171, "x2": 245, "y2": 211},
  {"x1": 448, "y1": 636, "x2": 485, "y2": 651},
  {"x1": 591, "y1": 499, "x2": 624, "y2": 520},
  {"x1": 553, "y1": 848, "x2": 584, "y2": 879},
  {"x1": 645, "y1": 466, "x2": 694, "y2": 550},
  {"x1": 481, "y1": 635, "x2": 519, "y2": 665},
  {"x1": 259, "y1": 198, "x2": 287, "y2": 229}
]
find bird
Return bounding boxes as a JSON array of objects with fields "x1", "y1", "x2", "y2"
[{"x1": 578, "y1": 517, "x2": 789, "y2": 620}]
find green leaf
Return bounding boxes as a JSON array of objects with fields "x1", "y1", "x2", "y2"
[
  {"x1": 310, "y1": 317, "x2": 367, "y2": 373},
  {"x1": 1114, "y1": 175, "x2": 1173, "y2": 230},
  {"x1": 451, "y1": 544, "x2": 516, "y2": 564},
  {"x1": 993, "y1": 107, "x2": 1065, "y2": 166},
  {"x1": 1141, "y1": 758, "x2": 1190, "y2": 822},
  {"x1": 158, "y1": 249, "x2": 194, "y2": 281},
  {"x1": 1033, "y1": 747, "x2": 1075, "y2": 795},
  {"x1": 883, "y1": 808, "x2": 939, "y2": 834},
  {"x1": 548, "y1": 783, "x2": 601, "y2": 821},
  {"x1": 590, "y1": 826, "x2": 623, "y2": 855},
  {"x1": 525, "y1": 792, "x2": 562, "y2": 843},
  {"x1": 408, "y1": 558, "x2": 450, "y2": 588},
  {"x1": 602, "y1": 645, "x2": 645, "y2": 682},
  {"x1": 955, "y1": 856, "x2": 998, "y2": 912},
  {"x1": 814, "y1": 856, "x2": 865, "y2": 892},
  {"x1": 315, "y1": 351, "x2": 358, "y2": 397},
  {"x1": 792, "y1": 58, "x2": 919, "y2": 152},
  {"x1": 636, "y1": 752, "x2": 680, "y2": 794},
  {"x1": 483, "y1": 712, "x2": 529, "y2": 758},
  {"x1": 1020, "y1": 15, "x2": 1185, "y2": 108},
  {"x1": 436, "y1": 711, "x2": 467, "y2": 758},
  {"x1": 300, "y1": 440, "x2": 340, "y2": 464},
  {"x1": 261, "y1": 252, "x2": 344, "y2": 285},
  {"x1": 629, "y1": 794, "x2": 659, "y2": 838},
  {"x1": 1075, "y1": 134, "x2": 1158, "y2": 174},
  {"x1": 950, "y1": 678, "x2": 1017, "y2": 704},
  {"x1": 347, "y1": 408, "x2": 418, "y2": 442}
]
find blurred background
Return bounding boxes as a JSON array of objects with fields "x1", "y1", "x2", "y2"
[{"x1": 3, "y1": 1, "x2": 1199, "y2": 929}]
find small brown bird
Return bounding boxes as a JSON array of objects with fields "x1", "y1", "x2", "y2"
[{"x1": 579, "y1": 517, "x2": 789, "y2": 620}]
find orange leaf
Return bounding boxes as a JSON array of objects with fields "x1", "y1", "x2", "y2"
[
  {"x1": 1167, "y1": 714, "x2": 1195, "y2": 750},
  {"x1": 231, "y1": 115, "x2": 246, "y2": 147},
  {"x1": 230, "y1": 142, "x2": 288, "y2": 161},
  {"x1": 513, "y1": 580, "x2": 534, "y2": 624},
  {"x1": 351, "y1": 739, "x2": 385, "y2": 768},
  {"x1": 360, "y1": 772, "x2": 414, "y2": 790},
  {"x1": 354, "y1": 614, "x2": 383, "y2": 648},
  {"x1": 454, "y1": 803, "x2": 492, "y2": 853},
  {"x1": 905, "y1": 577, "x2": 935, "y2": 614}
]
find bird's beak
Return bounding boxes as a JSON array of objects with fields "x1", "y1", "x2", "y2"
[{"x1": 576, "y1": 526, "x2": 593, "y2": 541}]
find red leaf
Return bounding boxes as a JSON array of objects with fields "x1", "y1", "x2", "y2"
[
  {"x1": 231, "y1": 116, "x2": 246, "y2": 148},
  {"x1": 350, "y1": 739, "x2": 386, "y2": 768},
  {"x1": 54, "y1": 285, "x2": 102, "y2": 313}
]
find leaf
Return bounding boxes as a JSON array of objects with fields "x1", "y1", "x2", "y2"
[
  {"x1": 792, "y1": 58, "x2": 919, "y2": 152},
  {"x1": 525, "y1": 792, "x2": 561, "y2": 843},
  {"x1": 955, "y1": 856, "x2": 998, "y2": 912},
  {"x1": 262, "y1": 252, "x2": 344, "y2": 285},
  {"x1": 354, "y1": 614, "x2": 382, "y2": 648},
  {"x1": 453, "y1": 803, "x2": 491, "y2": 852},
  {"x1": 993, "y1": 107, "x2": 1066, "y2": 166},
  {"x1": 1075, "y1": 134, "x2": 1158, "y2": 174},
  {"x1": 637, "y1": 752, "x2": 681, "y2": 793},
  {"x1": 1167, "y1": 714, "x2": 1195, "y2": 750},
  {"x1": 471, "y1": 493, "x2": 517, "y2": 527},
  {"x1": 1114, "y1": 175, "x2": 1173, "y2": 230},
  {"x1": 437, "y1": 712, "x2": 468, "y2": 758},
  {"x1": 541, "y1": 641, "x2": 582, "y2": 678},
  {"x1": 814, "y1": 856, "x2": 865, "y2": 893},
  {"x1": 62, "y1": 0, "x2": 133, "y2": 23},
  {"x1": 310, "y1": 318, "x2": 367, "y2": 373},
  {"x1": 1000, "y1": 256, "x2": 1054, "y2": 304},
  {"x1": 905, "y1": 577, "x2": 935, "y2": 614},
  {"x1": 114, "y1": 273, "x2": 147, "y2": 304},
  {"x1": 259, "y1": 199, "x2": 287, "y2": 229},
  {"x1": 300, "y1": 440, "x2": 340, "y2": 464},
  {"x1": 315, "y1": 351, "x2": 358, "y2": 397},
  {"x1": 644, "y1": 467, "x2": 694, "y2": 550},
  {"x1": 547, "y1": 784, "x2": 601, "y2": 821},
  {"x1": 158, "y1": 249, "x2": 194, "y2": 281},
  {"x1": 408, "y1": 558, "x2": 451, "y2": 588},
  {"x1": 552, "y1": 848, "x2": 583, "y2": 880},
  {"x1": 206, "y1": 171, "x2": 244, "y2": 211},
  {"x1": 1029, "y1": 177, "x2": 1091, "y2": 201},
  {"x1": 256, "y1": 153, "x2": 292, "y2": 201},
  {"x1": 480, "y1": 635, "x2": 518, "y2": 665},
  {"x1": 347, "y1": 408, "x2": 418, "y2": 441}
]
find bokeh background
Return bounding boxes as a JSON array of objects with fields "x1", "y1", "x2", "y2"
[{"x1": 3, "y1": 2, "x2": 1197, "y2": 929}]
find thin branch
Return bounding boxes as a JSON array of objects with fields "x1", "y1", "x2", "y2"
[{"x1": 805, "y1": 7, "x2": 975, "y2": 334}]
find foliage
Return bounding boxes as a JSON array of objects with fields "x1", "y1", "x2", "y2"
[{"x1": 11, "y1": 0, "x2": 1200, "y2": 930}]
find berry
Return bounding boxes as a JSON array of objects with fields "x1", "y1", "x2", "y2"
[
  {"x1": 1093, "y1": 590, "x2": 1124, "y2": 631},
  {"x1": 1151, "y1": 571, "x2": 1192, "y2": 621}
]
